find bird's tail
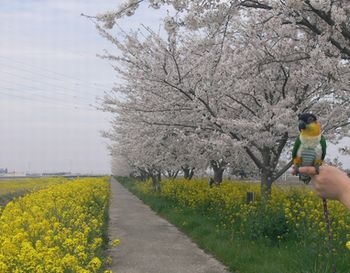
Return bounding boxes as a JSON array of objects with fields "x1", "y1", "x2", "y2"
[{"x1": 299, "y1": 173, "x2": 312, "y2": 184}]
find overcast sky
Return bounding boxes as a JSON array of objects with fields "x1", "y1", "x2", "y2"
[
  {"x1": 0, "y1": 1, "x2": 348, "y2": 175},
  {"x1": 0, "y1": 0, "x2": 166, "y2": 174}
]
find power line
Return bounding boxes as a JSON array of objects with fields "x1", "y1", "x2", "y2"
[
  {"x1": 0, "y1": 54, "x2": 115, "y2": 111},
  {"x1": 0, "y1": 71, "x2": 96, "y2": 100},
  {"x1": 0, "y1": 77, "x2": 95, "y2": 103},
  {"x1": 0, "y1": 55, "x2": 113, "y2": 92},
  {"x1": 0, "y1": 86, "x2": 97, "y2": 111},
  {"x1": 0, "y1": 85, "x2": 94, "y2": 109},
  {"x1": 0, "y1": 66, "x2": 103, "y2": 98},
  {"x1": 0, "y1": 91, "x2": 96, "y2": 112},
  {"x1": 0, "y1": 54, "x2": 112, "y2": 89}
]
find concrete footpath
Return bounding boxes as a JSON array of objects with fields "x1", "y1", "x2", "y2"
[{"x1": 107, "y1": 178, "x2": 230, "y2": 273}]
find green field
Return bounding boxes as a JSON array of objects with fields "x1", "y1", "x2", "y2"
[{"x1": 0, "y1": 177, "x2": 67, "y2": 207}]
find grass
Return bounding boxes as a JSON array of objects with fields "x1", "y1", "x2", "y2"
[
  {"x1": 117, "y1": 177, "x2": 349, "y2": 273},
  {"x1": 0, "y1": 190, "x2": 28, "y2": 207}
]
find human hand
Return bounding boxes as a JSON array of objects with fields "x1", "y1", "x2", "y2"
[{"x1": 298, "y1": 165, "x2": 350, "y2": 208}]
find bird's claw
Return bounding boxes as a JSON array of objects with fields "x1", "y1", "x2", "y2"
[
  {"x1": 314, "y1": 165, "x2": 320, "y2": 175},
  {"x1": 292, "y1": 166, "x2": 299, "y2": 176}
]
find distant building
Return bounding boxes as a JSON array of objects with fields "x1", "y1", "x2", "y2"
[
  {"x1": 2, "y1": 171, "x2": 26, "y2": 177},
  {"x1": 0, "y1": 168, "x2": 8, "y2": 176},
  {"x1": 26, "y1": 173, "x2": 42, "y2": 177},
  {"x1": 42, "y1": 172, "x2": 71, "y2": 176}
]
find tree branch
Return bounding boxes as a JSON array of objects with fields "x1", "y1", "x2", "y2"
[
  {"x1": 239, "y1": 0, "x2": 272, "y2": 10},
  {"x1": 280, "y1": 65, "x2": 289, "y2": 99},
  {"x1": 162, "y1": 79, "x2": 194, "y2": 101},
  {"x1": 228, "y1": 132, "x2": 264, "y2": 170},
  {"x1": 271, "y1": 160, "x2": 293, "y2": 182},
  {"x1": 226, "y1": 94, "x2": 258, "y2": 117}
]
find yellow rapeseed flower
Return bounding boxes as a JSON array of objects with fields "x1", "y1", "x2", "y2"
[
  {"x1": 0, "y1": 177, "x2": 110, "y2": 272},
  {"x1": 112, "y1": 239, "x2": 121, "y2": 247},
  {"x1": 346, "y1": 241, "x2": 350, "y2": 250},
  {"x1": 137, "y1": 177, "x2": 350, "y2": 251}
]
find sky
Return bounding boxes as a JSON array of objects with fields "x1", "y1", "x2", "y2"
[
  {"x1": 0, "y1": 1, "x2": 348, "y2": 175},
  {"x1": 0, "y1": 0, "x2": 166, "y2": 174}
]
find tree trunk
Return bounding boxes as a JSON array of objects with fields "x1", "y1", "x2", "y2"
[
  {"x1": 164, "y1": 170, "x2": 179, "y2": 179},
  {"x1": 210, "y1": 160, "x2": 226, "y2": 184},
  {"x1": 260, "y1": 161, "x2": 293, "y2": 202},
  {"x1": 261, "y1": 168, "x2": 273, "y2": 201},
  {"x1": 188, "y1": 168, "x2": 195, "y2": 180},
  {"x1": 151, "y1": 173, "x2": 161, "y2": 192},
  {"x1": 182, "y1": 166, "x2": 195, "y2": 180},
  {"x1": 213, "y1": 167, "x2": 225, "y2": 184},
  {"x1": 182, "y1": 166, "x2": 190, "y2": 179},
  {"x1": 172, "y1": 170, "x2": 179, "y2": 179},
  {"x1": 139, "y1": 168, "x2": 148, "y2": 181}
]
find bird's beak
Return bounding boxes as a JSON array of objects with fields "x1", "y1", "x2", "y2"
[{"x1": 299, "y1": 121, "x2": 306, "y2": 131}]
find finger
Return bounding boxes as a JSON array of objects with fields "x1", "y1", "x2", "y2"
[
  {"x1": 313, "y1": 187, "x2": 326, "y2": 199},
  {"x1": 298, "y1": 166, "x2": 317, "y2": 175},
  {"x1": 313, "y1": 182, "x2": 321, "y2": 192}
]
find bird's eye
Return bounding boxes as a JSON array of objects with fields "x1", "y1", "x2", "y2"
[{"x1": 308, "y1": 117, "x2": 314, "y2": 123}]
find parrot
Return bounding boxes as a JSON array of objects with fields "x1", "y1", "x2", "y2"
[{"x1": 292, "y1": 113, "x2": 327, "y2": 184}]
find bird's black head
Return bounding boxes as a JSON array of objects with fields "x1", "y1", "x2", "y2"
[{"x1": 298, "y1": 113, "x2": 317, "y2": 131}]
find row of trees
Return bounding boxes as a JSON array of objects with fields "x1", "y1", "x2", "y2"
[{"x1": 96, "y1": 0, "x2": 350, "y2": 198}]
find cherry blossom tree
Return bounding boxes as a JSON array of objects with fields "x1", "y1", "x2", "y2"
[
  {"x1": 103, "y1": 89, "x2": 252, "y2": 185},
  {"x1": 95, "y1": 0, "x2": 350, "y2": 94},
  {"x1": 96, "y1": 0, "x2": 350, "y2": 198},
  {"x1": 110, "y1": 152, "x2": 133, "y2": 177},
  {"x1": 96, "y1": 0, "x2": 350, "y2": 57}
]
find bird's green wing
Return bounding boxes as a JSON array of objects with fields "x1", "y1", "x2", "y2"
[
  {"x1": 320, "y1": 135, "x2": 327, "y2": 160},
  {"x1": 292, "y1": 136, "x2": 301, "y2": 159}
]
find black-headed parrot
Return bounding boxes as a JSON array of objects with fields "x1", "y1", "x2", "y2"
[{"x1": 292, "y1": 113, "x2": 327, "y2": 184}]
